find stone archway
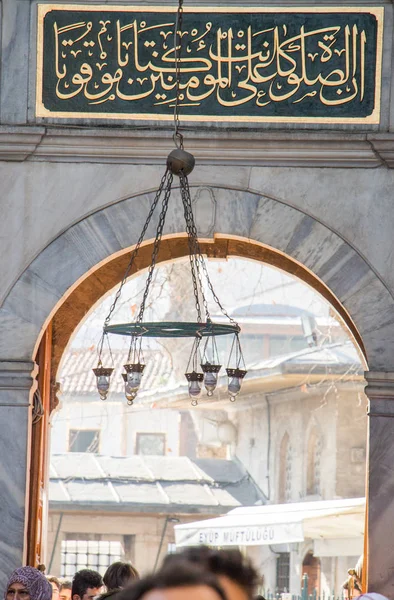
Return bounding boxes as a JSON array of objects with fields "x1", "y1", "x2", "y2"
[
  {"x1": 3, "y1": 184, "x2": 394, "y2": 368},
  {"x1": 1, "y1": 185, "x2": 394, "y2": 593},
  {"x1": 50, "y1": 234, "x2": 366, "y2": 382}
]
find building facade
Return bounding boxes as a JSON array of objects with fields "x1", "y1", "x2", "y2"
[
  {"x1": 47, "y1": 454, "x2": 264, "y2": 576},
  {"x1": 1, "y1": 0, "x2": 394, "y2": 596},
  {"x1": 49, "y1": 307, "x2": 366, "y2": 593}
]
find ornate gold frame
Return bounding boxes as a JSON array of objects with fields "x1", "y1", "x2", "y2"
[{"x1": 36, "y1": 5, "x2": 384, "y2": 124}]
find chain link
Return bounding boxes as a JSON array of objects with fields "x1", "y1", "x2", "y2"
[
  {"x1": 137, "y1": 172, "x2": 174, "y2": 322},
  {"x1": 97, "y1": 0, "x2": 242, "y2": 369},
  {"x1": 180, "y1": 173, "x2": 238, "y2": 327},
  {"x1": 180, "y1": 184, "x2": 203, "y2": 322},
  {"x1": 180, "y1": 176, "x2": 210, "y2": 322},
  {"x1": 97, "y1": 169, "x2": 171, "y2": 364},
  {"x1": 173, "y1": 0, "x2": 184, "y2": 149}
]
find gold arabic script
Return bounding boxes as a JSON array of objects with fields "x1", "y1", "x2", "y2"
[{"x1": 50, "y1": 15, "x2": 370, "y2": 111}]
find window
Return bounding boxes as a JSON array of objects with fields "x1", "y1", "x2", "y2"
[
  {"x1": 136, "y1": 433, "x2": 166, "y2": 456},
  {"x1": 278, "y1": 433, "x2": 292, "y2": 503},
  {"x1": 306, "y1": 429, "x2": 322, "y2": 496},
  {"x1": 61, "y1": 538, "x2": 123, "y2": 577},
  {"x1": 276, "y1": 552, "x2": 290, "y2": 593},
  {"x1": 69, "y1": 429, "x2": 100, "y2": 453}
]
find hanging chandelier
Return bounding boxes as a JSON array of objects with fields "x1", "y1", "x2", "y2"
[{"x1": 93, "y1": 0, "x2": 247, "y2": 406}]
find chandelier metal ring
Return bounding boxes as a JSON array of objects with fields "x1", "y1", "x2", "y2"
[{"x1": 104, "y1": 321, "x2": 240, "y2": 338}]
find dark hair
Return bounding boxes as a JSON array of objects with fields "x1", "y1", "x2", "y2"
[
  {"x1": 47, "y1": 578, "x2": 61, "y2": 591},
  {"x1": 163, "y1": 547, "x2": 261, "y2": 598},
  {"x1": 72, "y1": 570, "x2": 103, "y2": 599},
  {"x1": 60, "y1": 582, "x2": 72, "y2": 592},
  {"x1": 114, "y1": 561, "x2": 226, "y2": 600},
  {"x1": 103, "y1": 562, "x2": 139, "y2": 591}
]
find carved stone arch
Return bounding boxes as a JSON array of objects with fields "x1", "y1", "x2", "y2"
[{"x1": 0, "y1": 184, "x2": 393, "y2": 374}]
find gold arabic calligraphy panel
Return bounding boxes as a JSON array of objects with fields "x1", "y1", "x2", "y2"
[{"x1": 36, "y1": 5, "x2": 383, "y2": 123}]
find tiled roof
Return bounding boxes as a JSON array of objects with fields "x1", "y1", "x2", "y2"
[
  {"x1": 49, "y1": 454, "x2": 266, "y2": 514},
  {"x1": 60, "y1": 347, "x2": 175, "y2": 396},
  {"x1": 59, "y1": 342, "x2": 361, "y2": 401}
]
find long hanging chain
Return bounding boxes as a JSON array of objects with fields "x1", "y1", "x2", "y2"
[
  {"x1": 97, "y1": 169, "x2": 171, "y2": 364},
  {"x1": 172, "y1": 0, "x2": 209, "y2": 323},
  {"x1": 94, "y1": 0, "x2": 246, "y2": 406},
  {"x1": 180, "y1": 176, "x2": 210, "y2": 322},
  {"x1": 180, "y1": 173, "x2": 238, "y2": 328},
  {"x1": 97, "y1": 0, "x2": 240, "y2": 372},
  {"x1": 103, "y1": 169, "x2": 170, "y2": 330},
  {"x1": 171, "y1": 0, "x2": 237, "y2": 329},
  {"x1": 173, "y1": 0, "x2": 184, "y2": 149},
  {"x1": 136, "y1": 172, "x2": 174, "y2": 323}
]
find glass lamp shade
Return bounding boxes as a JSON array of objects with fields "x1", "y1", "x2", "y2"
[
  {"x1": 204, "y1": 372, "x2": 217, "y2": 396},
  {"x1": 228, "y1": 377, "x2": 241, "y2": 400},
  {"x1": 93, "y1": 367, "x2": 114, "y2": 400},
  {"x1": 201, "y1": 363, "x2": 222, "y2": 397},
  {"x1": 124, "y1": 363, "x2": 145, "y2": 392},
  {"x1": 226, "y1": 368, "x2": 247, "y2": 401},
  {"x1": 122, "y1": 373, "x2": 138, "y2": 404},
  {"x1": 185, "y1": 371, "x2": 204, "y2": 401}
]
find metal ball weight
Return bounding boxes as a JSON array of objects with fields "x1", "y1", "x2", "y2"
[{"x1": 167, "y1": 149, "x2": 195, "y2": 176}]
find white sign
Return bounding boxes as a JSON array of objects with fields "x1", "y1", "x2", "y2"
[{"x1": 176, "y1": 522, "x2": 304, "y2": 548}]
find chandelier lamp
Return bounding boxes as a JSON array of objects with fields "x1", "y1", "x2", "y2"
[{"x1": 93, "y1": 0, "x2": 247, "y2": 406}]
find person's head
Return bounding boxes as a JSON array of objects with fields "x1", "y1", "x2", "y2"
[
  {"x1": 5, "y1": 567, "x2": 53, "y2": 600},
  {"x1": 47, "y1": 578, "x2": 60, "y2": 600},
  {"x1": 71, "y1": 570, "x2": 103, "y2": 600},
  {"x1": 103, "y1": 562, "x2": 139, "y2": 591},
  {"x1": 114, "y1": 561, "x2": 226, "y2": 600},
  {"x1": 59, "y1": 582, "x2": 72, "y2": 600},
  {"x1": 163, "y1": 546, "x2": 260, "y2": 600}
]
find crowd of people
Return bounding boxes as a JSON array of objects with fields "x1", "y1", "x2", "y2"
[{"x1": 3, "y1": 547, "x2": 390, "y2": 600}]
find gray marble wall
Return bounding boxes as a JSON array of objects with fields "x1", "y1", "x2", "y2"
[
  {"x1": 365, "y1": 373, "x2": 394, "y2": 597},
  {"x1": 0, "y1": 361, "x2": 34, "y2": 589},
  {"x1": 1, "y1": 0, "x2": 394, "y2": 593},
  {"x1": 0, "y1": 0, "x2": 393, "y2": 130}
]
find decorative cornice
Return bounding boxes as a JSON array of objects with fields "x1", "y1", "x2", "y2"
[
  {"x1": 0, "y1": 128, "x2": 45, "y2": 161},
  {"x1": 368, "y1": 135, "x2": 394, "y2": 168},
  {"x1": 365, "y1": 371, "x2": 394, "y2": 408},
  {"x1": 0, "y1": 126, "x2": 394, "y2": 167},
  {"x1": 0, "y1": 360, "x2": 36, "y2": 397}
]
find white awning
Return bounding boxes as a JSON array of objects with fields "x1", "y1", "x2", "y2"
[{"x1": 175, "y1": 498, "x2": 365, "y2": 548}]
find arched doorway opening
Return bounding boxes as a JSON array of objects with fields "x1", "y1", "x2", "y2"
[
  {"x1": 47, "y1": 234, "x2": 366, "y2": 382},
  {"x1": 5, "y1": 182, "x2": 394, "y2": 591},
  {"x1": 34, "y1": 242, "x2": 367, "y2": 586}
]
